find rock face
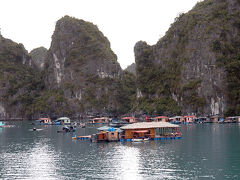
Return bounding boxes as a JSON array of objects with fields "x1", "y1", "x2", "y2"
[
  {"x1": 0, "y1": 16, "x2": 136, "y2": 119},
  {"x1": 125, "y1": 63, "x2": 136, "y2": 76},
  {"x1": 134, "y1": 0, "x2": 240, "y2": 116},
  {"x1": 44, "y1": 16, "x2": 124, "y2": 114},
  {"x1": 30, "y1": 47, "x2": 47, "y2": 69},
  {"x1": 0, "y1": 35, "x2": 32, "y2": 67},
  {"x1": 0, "y1": 35, "x2": 43, "y2": 119}
]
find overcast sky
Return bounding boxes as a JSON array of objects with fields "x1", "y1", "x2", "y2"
[{"x1": 0, "y1": 0, "x2": 199, "y2": 69}]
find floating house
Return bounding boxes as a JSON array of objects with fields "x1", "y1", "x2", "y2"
[
  {"x1": 38, "y1": 118, "x2": 51, "y2": 124},
  {"x1": 223, "y1": 117, "x2": 238, "y2": 123},
  {"x1": 169, "y1": 116, "x2": 184, "y2": 124},
  {"x1": 91, "y1": 126, "x2": 123, "y2": 142},
  {"x1": 74, "y1": 122, "x2": 181, "y2": 142},
  {"x1": 183, "y1": 115, "x2": 196, "y2": 123},
  {"x1": 120, "y1": 122, "x2": 181, "y2": 141},
  {"x1": 121, "y1": 117, "x2": 137, "y2": 123},
  {"x1": 233, "y1": 116, "x2": 240, "y2": 123},
  {"x1": 194, "y1": 117, "x2": 208, "y2": 123},
  {"x1": 210, "y1": 115, "x2": 224, "y2": 123},
  {"x1": 210, "y1": 116, "x2": 218, "y2": 123},
  {"x1": 152, "y1": 116, "x2": 169, "y2": 122},
  {"x1": 55, "y1": 117, "x2": 71, "y2": 125},
  {"x1": 89, "y1": 117, "x2": 109, "y2": 124}
]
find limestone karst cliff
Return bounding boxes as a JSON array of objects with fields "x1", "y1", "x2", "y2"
[
  {"x1": 30, "y1": 47, "x2": 47, "y2": 70},
  {"x1": 0, "y1": 35, "x2": 44, "y2": 118},
  {"x1": 44, "y1": 16, "x2": 131, "y2": 115},
  {"x1": 134, "y1": 0, "x2": 240, "y2": 116},
  {"x1": 125, "y1": 63, "x2": 136, "y2": 76},
  {"x1": 0, "y1": 16, "x2": 136, "y2": 119},
  {"x1": 2, "y1": 0, "x2": 240, "y2": 119}
]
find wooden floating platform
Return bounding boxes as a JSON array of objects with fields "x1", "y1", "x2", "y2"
[
  {"x1": 73, "y1": 135, "x2": 182, "y2": 141},
  {"x1": 72, "y1": 135, "x2": 91, "y2": 140},
  {"x1": 120, "y1": 136, "x2": 182, "y2": 142}
]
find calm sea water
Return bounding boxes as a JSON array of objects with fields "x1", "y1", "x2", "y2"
[{"x1": 0, "y1": 122, "x2": 240, "y2": 179}]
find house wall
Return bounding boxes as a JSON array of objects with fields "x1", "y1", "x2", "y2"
[
  {"x1": 211, "y1": 117, "x2": 218, "y2": 123},
  {"x1": 155, "y1": 118, "x2": 168, "y2": 122},
  {"x1": 163, "y1": 118, "x2": 168, "y2": 122},
  {"x1": 237, "y1": 117, "x2": 240, "y2": 123},
  {"x1": 97, "y1": 132, "x2": 107, "y2": 141},
  {"x1": 124, "y1": 128, "x2": 155, "y2": 139},
  {"x1": 107, "y1": 131, "x2": 119, "y2": 141},
  {"x1": 129, "y1": 118, "x2": 136, "y2": 123}
]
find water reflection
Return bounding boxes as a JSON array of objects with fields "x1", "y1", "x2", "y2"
[
  {"x1": 25, "y1": 139, "x2": 58, "y2": 179},
  {"x1": 1, "y1": 123, "x2": 240, "y2": 179},
  {"x1": 118, "y1": 145, "x2": 141, "y2": 179},
  {"x1": 1, "y1": 138, "x2": 59, "y2": 179}
]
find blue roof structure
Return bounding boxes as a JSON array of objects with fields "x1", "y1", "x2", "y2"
[{"x1": 97, "y1": 126, "x2": 123, "y2": 132}]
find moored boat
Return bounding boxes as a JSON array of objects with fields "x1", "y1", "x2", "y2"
[
  {"x1": 54, "y1": 117, "x2": 71, "y2": 125},
  {"x1": 0, "y1": 121, "x2": 5, "y2": 127},
  {"x1": 57, "y1": 125, "x2": 76, "y2": 133},
  {"x1": 37, "y1": 117, "x2": 52, "y2": 125}
]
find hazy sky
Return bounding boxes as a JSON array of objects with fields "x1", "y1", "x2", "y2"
[{"x1": 0, "y1": 0, "x2": 199, "y2": 69}]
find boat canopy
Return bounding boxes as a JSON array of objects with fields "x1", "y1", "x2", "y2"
[{"x1": 57, "y1": 117, "x2": 70, "y2": 121}]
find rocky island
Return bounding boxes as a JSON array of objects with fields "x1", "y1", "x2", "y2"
[{"x1": 0, "y1": 0, "x2": 239, "y2": 119}]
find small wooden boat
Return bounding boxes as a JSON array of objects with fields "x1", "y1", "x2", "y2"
[
  {"x1": 57, "y1": 126, "x2": 76, "y2": 133},
  {"x1": 79, "y1": 123, "x2": 86, "y2": 128},
  {"x1": 29, "y1": 128, "x2": 43, "y2": 131}
]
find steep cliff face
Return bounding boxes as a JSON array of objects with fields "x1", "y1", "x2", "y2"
[
  {"x1": 125, "y1": 63, "x2": 136, "y2": 76},
  {"x1": 44, "y1": 16, "x2": 124, "y2": 114},
  {"x1": 0, "y1": 35, "x2": 43, "y2": 118},
  {"x1": 30, "y1": 47, "x2": 47, "y2": 70},
  {"x1": 135, "y1": 0, "x2": 240, "y2": 116}
]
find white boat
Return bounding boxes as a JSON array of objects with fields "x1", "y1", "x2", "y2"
[
  {"x1": 132, "y1": 138, "x2": 149, "y2": 142},
  {"x1": 55, "y1": 117, "x2": 71, "y2": 125},
  {"x1": 0, "y1": 121, "x2": 5, "y2": 127}
]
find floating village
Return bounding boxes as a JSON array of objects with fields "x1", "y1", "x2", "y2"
[{"x1": 1, "y1": 114, "x2": 239, "y2": 143}]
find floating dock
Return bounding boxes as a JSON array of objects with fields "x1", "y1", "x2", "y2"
[
  {"x1": 120, "y1": 136, "x2": 182, "y2": 142},
  {"x1": 72, "y1": 135, "x2": 91, "y2": 140}
]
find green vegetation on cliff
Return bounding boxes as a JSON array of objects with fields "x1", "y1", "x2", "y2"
[
  {"x1": 66, "y1": 70, "x2": 136, "y2": 115},
  {"x1": 45, "y1": 15, "x2": 128, "y2": 116},
  {"x1": 0, "y1": 36, "x2": 75, "y2": 119},
  {"x1": 30, "y1": 47, "x2": 47, "y2": 69},
  {"x1": 208, "y1": 2, "x2": 240, "y2": 115},
  {"x1": 135, "y1": 44, "x2": 181, "y2": 115},
  {"x1": 135, "y1": 0, "x2": 240, "y2": 116}
]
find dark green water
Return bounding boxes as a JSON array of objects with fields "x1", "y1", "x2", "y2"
[{"x1": 1, "y1": 122, "x2": 240, "y2": 179}]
